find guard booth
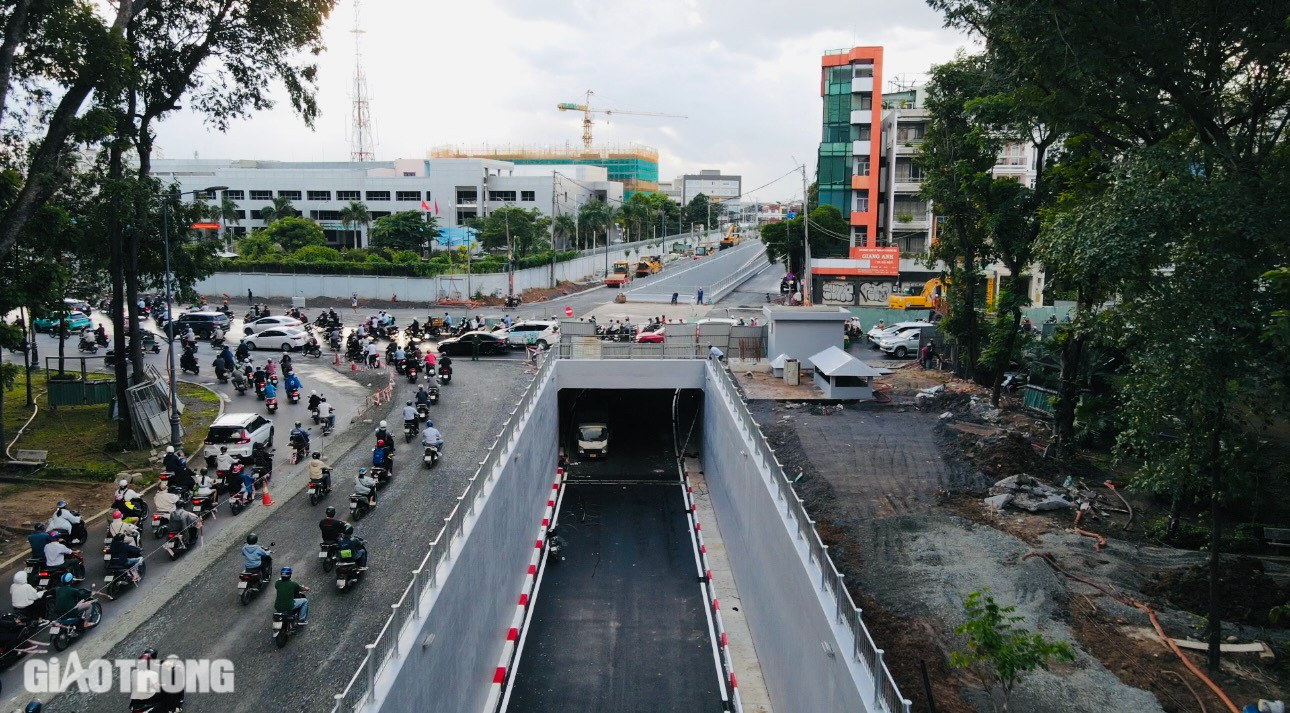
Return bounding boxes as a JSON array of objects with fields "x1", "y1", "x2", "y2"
[
  {"x1": 44, "y1": 357, "x2": 115, "y2": 408},
  {"x1": 808, "y1": 346, "x2": 880, "y2": 400}
]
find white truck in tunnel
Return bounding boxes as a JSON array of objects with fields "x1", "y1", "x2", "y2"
[{"x1": 575, "y1": 411, "x2": 609, "y2": 458}]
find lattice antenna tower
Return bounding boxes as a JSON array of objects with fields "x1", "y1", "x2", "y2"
[{"x1": 348, "y1": 0, "x2": 375, "y2": 161}]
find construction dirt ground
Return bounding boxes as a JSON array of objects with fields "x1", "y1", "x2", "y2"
[{"x1": 746, "y1": 361, "x2": 1290, "y2": 713}]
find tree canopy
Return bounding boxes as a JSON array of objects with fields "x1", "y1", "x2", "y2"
[
  {"x1": 260, "y1": 216, "x2": 325, "y2": 252},
  {"x1": 466, "y1": 206, "x2": 551, "y2": 259},
  {"x1": 369, "y1": 210, "x2": 437, "y2": 253}
]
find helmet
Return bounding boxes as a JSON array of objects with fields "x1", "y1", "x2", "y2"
[
  {"x1": 406, "y1": 400, "x2": 413, "y2": 406},
  {"x1": 424, "y1": 420, "x2": 433, "y2": 428},
  {"x1": 119, "y1": 479, "x2": 129, "y2": 488},
  {"x1": 165, "y1": 446, "x2": 175, "y2": 454},
  {"x1": 49, "y1": 531, "x2": 62, "y2": 541},
  {"x1": 320, "y1": 396, "x2": 327, "y2": 402},
  {"x1": 61, "y1": 572, "x2": 74, "y2": 584},
  {"x1": 25, "y1": 702, "x2": 42, "y2": 713},
  {"x1": 246, "y1": 533, "x2": 258, "y2": 545},
  {"x1": 379, "y1": 420, "x2": 387, "y2": 428},
  {"x1": 220, "y1": 446, "x2": 228, "y2": 453},
  {"x1": 280, "y1": 567, "x2": 293, "y2": 579},
  {"x1": 140, "y1": 647, "x2": 159, "y2": 661},
  {"x1": 342, "y1": 524, "x2": 354, "y2": 536},
  {"x1": 358, "y1": 467, "x2": 368, "y2": 476},
  {"x1": 311, "y1": 390, "x2": 316, "y2": 395},
  {"x1": 325, "y1": 506, "x2": 336, "y2": 517},
  {"x1": 311, "y1": 451, "x2": 320, "y2": 459},
  {"x1": 376, "y1": 440, "x2": 384, "y2": 447},
  {"x1": 33, "y1": 522, "x2": 45, "y2": 531},
  {"x1": 112, "y1": 511, "x2": 122, "y2": 520},
  {"x1": 56, "y1": 500, "x2": 66, "y2": 508},
  {"x1": 294, "y1": 421, "x2": 302, "y2": 428}
]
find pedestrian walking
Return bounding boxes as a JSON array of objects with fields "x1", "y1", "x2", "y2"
[
  {"x1": 918, "y1": 341, "x2": 930, "y2": 368},
  {"x1": 670, "y1": 292, "x2": 678, "y2": 305},
  {"x1": 351, "y1": 293, "x2": 359, "y2": 312},
  {"x1": 470, "y1": 333, "x2": 481, "y2": 361},
  {"x1": 696, "y1": 287, "x2": 704, "y2": 304},
  {"x1": 247, "y1": 289, "x2": 253, "y2": 304}
]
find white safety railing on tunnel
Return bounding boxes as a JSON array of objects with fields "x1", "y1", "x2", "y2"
[
  {"x1": 331, "y1": 350, "x2": 559, "y2": 713},
  {"x1": 704, "y1": 361, "x2": 913, "y2": 713}
]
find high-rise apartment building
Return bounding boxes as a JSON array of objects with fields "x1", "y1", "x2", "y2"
[
  {"x1": 880, "y1": 84, "x2": 932, "y2": 254},
  {"x1": 818, "y1": 47, "x2": 883, "y2": 248}
]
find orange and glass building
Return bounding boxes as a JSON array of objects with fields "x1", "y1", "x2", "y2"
[{"x1": 818, "y1": 47, "x2": 883, "y2": 248}]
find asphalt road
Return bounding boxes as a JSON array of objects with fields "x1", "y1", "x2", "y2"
[{"x1": 623, "y1": 240, "x2": 766, "y2": 302}]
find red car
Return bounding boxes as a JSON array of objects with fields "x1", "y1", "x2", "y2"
[{"x1": 635, "y1": 327, "x2": 665, "y2": 344}]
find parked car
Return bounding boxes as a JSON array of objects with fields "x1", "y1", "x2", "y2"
[
  {"x1": 436, "y1": 331, "x2": 508, "y2": 356},
  {"x1": 635, "y1": 327, "x2": 665, "y2": 344},
  {"x1": 32, "y1": 312, "x2": 93, "y2": 334},
  {"x1": 243, "y1": 316, "x2": 303, "y2": 335},
  {"x1": 242, "y1": 327, "x2": 310, "y2": 352},
  {"x1": 202, "y1": 413, "x2": 274, "y2": 463},
  {"x1": 173, "y1": 311, "x2": 231, "y2": 339},
  {"x1": 501, "y1": 320, "x2": 559, "y2": 349},
  {"x1": 878, "y1": 326, "x2": 930, "y2": 358},
  {"x1": 866, "y1": 320, "x2": 932, "y2": 347},
  {"x1": 63, "y1": 297, "x2": 93, "y2": 315}
]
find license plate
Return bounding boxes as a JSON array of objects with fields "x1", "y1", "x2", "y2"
[
  {"x1": 39, "y1": 579, "x2": 48, "y2": 586},
  {"x1": 49, "y1": 626, "x2": 59, "y2": 634},
  {"x1": 105, "y1": 575, "x2": 115, "y2": 583},
  {"x1": 308, "y1": 486, "x2": 316, "y2": 494},
  {"x1": 336, "y1": 579, "x2": 346, "y2": 588},
  {"x1": 238, "y1": 581, "x2": 248, "y2": 589},
  {"x1": 318, "y1": 550, "x2": 328, "y2": 558},
  {"x1": 272, "y1": 621, "x2": 282, "y2": 629},
  {"x1": 589, "y1": 454, "x2": 597, "y2": 458}
]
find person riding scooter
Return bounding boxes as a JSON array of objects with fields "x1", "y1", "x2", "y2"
[
  {"x1": 241, "y1": 534, "x2": 272, "y2": 582},
  {"x1": 308, "y1": 452, "x2": 332, "y2": 494},
  {"x1": 179, "y1": 346, "x2": 199, "y2": 374},
  {"x1": 336, "y1": 525, "x2": 368, "y2": 570},
  {"x1": 354, "y1": 468, "x2": 378, "y2": 506},
  {"x1": 402, "y1": 401, "x2": 418, "y2": 435},
  {"x1": 420, "y1": 420, "x2": 444, "y2": 455},
  {"x1": 319, "y1": 506, "x2": 346, "y2": 544}
]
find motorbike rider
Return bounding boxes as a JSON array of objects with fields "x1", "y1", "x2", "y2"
[
  {"x1": 237, "y1": 464, "x2": 256, "y2": 501},
  {"x1": 323, "y1": 402, "x2": 336, "y2": 432},
  {"x1": 11, "y1": 571, "x2": 42, "y2": 622},
  {"x1": 230, "y1": 366, "x2": 247, "y2": 392},
  {"x1": 371, "y1": 440, "x2": 392, "y2": 477},
  {"x1": 414, "y1": 386, "x2": 430, "y2": 409},
  {"x1": 180, "y1": 345, "x2": 199, "y2": 372},
  {"x1": 318, "y1": 506, "x2": 346, "y2": 543},
  {"x1": 94, "y1": 323, "x2": 108, "y2": 344},
  {"x1": 114, "y1": 480, "x2": 146, "y2": 521},
  {"x1": 264, "y1": 358, "x2": 277, "y2": 378},
  {"x1": 401, "y1": 401, "x2": 418, "y2": 432},
  {"x1": 393, "y1": 345, "x2": 407, "y2": 372},
  {"x1": 408, "y1": 318, "x2": 420, "y2": 337},
  {"x1": 337, "y1": 524, "x2": 368, "y2": 570},
  {"x1": 165, "y1": 505, "x2": 198, "y2": 557},
  {"x1": 108, "y1": 511, "x2": 141, "y2": 546},
  {"x1": 424, "y1": 349, "x2": 436, "y2": 371},
  {"x1": 26, "y1": 523, "x2": 51, "y2": 560},
  {"x1": 211, "y1": 324, "x2": 225, "y2": 344},
  {"x1": 235, "y1": 341, "x2": 251, "y2": 363},
  {"x1": 308, "y1": 452, "x2": 332, "y2": 493},
  {"x1": 107, "y1": 534, "x2": 143, "y2": 582},
  {"x1": 274, "y1": 568, "x2": 309, "y2": 625},
  {"x1": 219, "y1": 345, "x2": 235, "y2": 368},
  {"x1": 43, "y1": 532, "x2": 77, "y2": 575},
  {"x1": 212, "y1": 352, "x2": 229, "y2": 380},
  {"x1": 364, "y1": 340, "x2": 379, "y2": 368},
  {"x1": 421, "y1": 420, "x2": 445, "y2": 455},
  {"x1": 215, "y1": 446, "x2": 234, "y2": 479},
  {"x1": 279, "y1": 366, "x2": 300, "y2": 391},
  {"x1": 168, "y1": 459, "x2": 196, "y2": 494},
  {"x1": 438, "y1": 353, "x2": 453, "y2": 376},
  {"x1": 252, "y1": 364, "x2": 267, "y2": 391},
  {"x1": 47, "y1": 501, "x2": 82, "y2": 537},
  {"x1": 53, "y1": 572, "x2": 94, "y2": 626},
  {"x1": 263, "y1": 378, "x2": 278, "y2": 403},
  {"x1": 242, "y1": 534, "x2": 272, "y2": 581},
  {"x1": 289, "y1": 421, "x2": 310, "y2": 454},
  {"x1": 374, "y1": 421, "x2": 395, "y2": 451},
  {"x1": 154, "y1": 486, "x2": 181, "y2": 523},
  {"x1": 162, "y1": 446, "x2": 182, "y2": 475},
  {"x1": 307, "y1": 390, "x2": 322, "y2": 412},
  {"x1": 354, "y1": 467, "x2": 378, "y2": 506},
  {"x1": 129, "y1": 649, "x2": 185, "y2": 712},
  {"x1": 279, "y1": 349, "x2": 293, "y2": 373}
]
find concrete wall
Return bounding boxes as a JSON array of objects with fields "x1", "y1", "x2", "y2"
[
  {"x1": 374, "y1": 374, "x2": 559, "y2": 713},
  {"x1": 555, "y1": 358, "x2": 706, "y2": 390},
  {"x1": 702, "y1": 363, "x2": 875, "y2": 713}
]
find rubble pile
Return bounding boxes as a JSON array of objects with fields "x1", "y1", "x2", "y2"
[{"x1": 985, "y1": 473, "x2": 1075, "y2": 513}]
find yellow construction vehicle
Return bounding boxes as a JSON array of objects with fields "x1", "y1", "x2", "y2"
[
  {"x1": 719, "y1": 224, "x2": 739, "y2": 249},
  {"x1": 605, "y1": 261, "x2": 631, "y2": 288},
  {"x1": 888, "y1": 277, "x2": 998, "y2": 310}
]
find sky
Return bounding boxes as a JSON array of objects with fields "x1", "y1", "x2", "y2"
[{"x1": 154, "y1": 0, "x2": 975, "y2": 204}]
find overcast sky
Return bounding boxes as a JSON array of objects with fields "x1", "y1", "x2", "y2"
[{"x1": 155, "y1": 0, "x2": 974, "y2": 203}]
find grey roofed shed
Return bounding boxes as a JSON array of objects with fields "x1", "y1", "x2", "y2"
[
  {"x1": 762, "y1": 305, "x2": 851, "y2": 364},
  {"x1": 809, "y1": 345, "x2": 881, "y2": 399}
]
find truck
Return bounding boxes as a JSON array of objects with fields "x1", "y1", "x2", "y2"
[
  {"x1": 604, "y1": 261, "x2": 631, "y2": 288},
  {"x1": 575, "y1": 411, "x2": 609, "y2": 459}
]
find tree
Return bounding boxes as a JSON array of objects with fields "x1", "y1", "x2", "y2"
[
  {"x1": 552, "y1": 213, "x2": 577, "y2": 247},
  {"x1": 951, "y1": 588, "x2": 1074, "y2": 711},
  {"x1": 216, "y1": 195, "x2": 241, "y2": 248},
  {"x1": 370, "y1": 210, "x2": 437, "y2": 253},
  {"x1": 290, "y1": 245, "x2": 340, "y2": 262},
  {"x1": 625, "y1": 191, "x2": 681, "y2": 237},
  {"x1": 466, "y1": 206, "x2": 550, "y2": 259},
  {"x1": 260, "y1": 217, "x2": 324, "y2": 252},
  {"x1": 339, "y1": 200, "x2": 370, "y2": 249},
  {"x1": 683, "y1": 193, "x2": 720, "y2": 234},
  {"x1": 577, "y1": 200, "x2": 614, "y2": 247},
  {"x1": 759, "y1": 205, "x2": 840, "y2": 277},
  {"x1": 235, "y1": 233, "x2": 281, "y2": 260},
  {"x1": 258, "y1": 196, "x2": 297, "y2": 223}
]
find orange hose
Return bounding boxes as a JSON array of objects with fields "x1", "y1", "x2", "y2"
[
  {"x1": 1022, "y1": 552, "x2": 1239, "y2": 713},
  {"x1": 1074, "y1": 527, "x2": 1106, "y2": 551}
]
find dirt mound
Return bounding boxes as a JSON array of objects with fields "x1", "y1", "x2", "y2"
[
  {"x1": 1145, "y1": 556, "x2": 1290, "y2": 627},
  {"x1": 966, "y1": 431, "x2": 1042, "y2": 477}
]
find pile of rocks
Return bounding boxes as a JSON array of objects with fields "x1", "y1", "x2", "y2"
[{"x1": 984, "y1": 473, "x2": 1074, "y2": 513}]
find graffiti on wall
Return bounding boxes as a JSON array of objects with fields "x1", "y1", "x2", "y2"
[
  {"x1": 857, "y1": 281, "x2": 893, "y2": 305},
  {"x1": 821, "y1": 281, "x2": 856, "y2": 305}
]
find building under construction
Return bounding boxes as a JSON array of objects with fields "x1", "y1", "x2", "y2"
[{"x1": 430, "y1": 143, "x2": 659, "y2": 197}]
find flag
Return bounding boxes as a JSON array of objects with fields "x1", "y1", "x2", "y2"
[
  {"x1": 433, "y1": 200, "x2": 440, "y2": 216},
  {"x1": 421, "y1": 200, "x2": 430, "y2": 212}
]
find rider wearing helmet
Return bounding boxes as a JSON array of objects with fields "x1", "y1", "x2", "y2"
[
  {"x1": 27, "y1": 522, "x2": 51, "y2": 559},
  {"x1": 308, "y1": 451, "x2": 332, "y2": 493},
  {"x1": 402, "y1": 400, "x2": 418, "y2": 431},
  {"x1": 373, "y1": 421, "x2": 395, "y2": 452},
  {"x1": 274, "y1": 568, "x2": 309, "y2": 624},
  {"x1": 242, "y1": 534, "x2": 272, "y2": 581},
  {"x1": 53, "y1": 571, "x2": 94, "y2": 625},
  {"x1": 289, "y1": 421, "x2": 310, "y2": 453},
  {"x1": 43, "y1": 531, "x2": 76, "y2": 570},
  {"x1": 307, "y1": 390, "x2": 322, "y2": 412},
  {"x1": 337, "y1": 524, "x2": 368, "y2": 569},
  {"x1": 371, "y1": 439, "x2": 395, "y2": 476},
  {"x1": 420, "y1": 420, "x2": 444, "y2": 455},
  {"x1": 48, "y1": 500, "x2": 82, "y2": 537},
  {"x1": 162, "y1": 446, "x2": 182, "y2": 475},
  {"x1": 318, "y1": 506, "x2": 346, "y2": 544},
  {"x1": 354, "y1": 467, "x2": 378, "y2": 506},
  {"x1": 108, "y1": 509, "x2": 140, "y2": 545}
]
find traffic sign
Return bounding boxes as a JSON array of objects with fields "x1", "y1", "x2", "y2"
[
  {"x1": 564, "y1": 306, "x2": 573, "y2": 317},
  {"x1": 190, "y1": 222, "x2": 220, "y2": 230}
]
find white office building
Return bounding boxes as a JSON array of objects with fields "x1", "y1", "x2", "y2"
[
  {"x1": 677, "y1": 169, "x2": 741, "y2": 205},
  {"x1": 151, "y1": 158, "x2": 622, "y2": 249}
]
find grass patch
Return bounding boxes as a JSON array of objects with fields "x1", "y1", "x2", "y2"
[{"x1": 0, "y1": 369, "x2": 220, "y2": 481}]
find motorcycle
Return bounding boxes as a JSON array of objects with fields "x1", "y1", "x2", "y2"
[
  {"x1": 335, "y1": 557, "x2": 364, "y2": 591},
  {"x1": 287, "y1": 387, "x2": 300, "y2": 405},
  {"x1": 438, "y1": 364, "x2": 452, "y2": 385},
  {"x1": 103, "y1": 558, "x2": 146, "y2": 597},
  {"x1": 403, "y1": 420, "x2": 417, "y2": 443},
  {"x1": 318, "y1": 541, "x2": 338, "y2": 572},
  {"x1": 265, "y1": 395, "x2": 278, "y2": 414},
  {"x1": 228, "y1": 488, "x2": 254, "y2": 516},
  {"x1": 231, "y1": 371, "x2": 248, "y2": 395},
  {"x1": 77, "y1": 335, "x2": 98, "y2": 354},
  {"x1": 423, "y1": 444, "x2": 439, "y2": 469},
  {"x1": 406, "y1": 364, "x2": 419, "y2": 383},
  {"x1": 238, "y1": 548, "x2": 272, "y2": 606},
  {"x1": 349, "y1": 493, "x2": 374, "y2": 521},
  {"x1": 163, "y1": 523, "x2": 196, "y2": 560},
  {"x1": 112, "y1": 496, "x2": 149, "y2": 524},
  {"x1": 307, "y1": 469, "x2": 331, "y2": 506},
  {"x1": 320, "y1": 414, "x2": 335, "y2": 437},
  {"x1": 254, "y1": 379, "x2": 266, "y2": 401},
  {"x1": 271, "y1": 600, "x2": 306, "y2": 648},
  {"x1": 371, "y1": 466, "x2": 391, "y2": 489},
  {"x1": 215, "y1": 365, "x2": 229, "y2": 383},
  {"x1": 425, "y1": 385, "x2": 440, "y2": 406},
  {"x1": 33, "y1": 554, "x2": 85, "y2": 594},
  {"x1": 49, "y1": 596, "x2": 103, "y2": 651},
  {"x1": 191, "y1": 489, "x2": 218, "y2": 520},
  {"x1": 416, "y1": 404, "x2": 431, "y2": 423},
  {"x1": 289, "y1": 438, "x2": 309, "y2": 465},
  {"x1": 150, "y1": 512, "x2": 170, "y2": 539},
  {"x1": 302, "y1": 340, "x2": 322, "y2": 358},
  {"x1": 180, "y1": 350, "x2": 200, "y2": 375},
  {"x1": 310, "y1": 405, "x2": 321, "y2": 425},
  {"x1": 546, "y1": 525, "x2": 566, "y2": 563},
  {"x1": 51, "y1": 517, "x2": 88, "y2": 547}
]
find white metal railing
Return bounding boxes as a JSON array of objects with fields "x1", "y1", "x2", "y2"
[
  {"x1": 330, "y1": 351, "x2": 558, "y2": 712},
  {"x1": 705, "y1": 362, "x2": 913, "y2": 713}
]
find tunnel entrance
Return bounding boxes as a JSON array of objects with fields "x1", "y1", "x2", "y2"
[{"x1": 504, "y1": 388, "x2": 720, "y2": 712}]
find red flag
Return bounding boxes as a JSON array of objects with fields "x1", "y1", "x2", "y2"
[
  {"x1": 433, "y1": 200, "x2": 439, "y2": 216},
  {"x1": 420, "y1": 200, "x2": 430, "y2": 212}
]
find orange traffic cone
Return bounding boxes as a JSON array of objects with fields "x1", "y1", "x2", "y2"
[
  {"x1": 334, "y1": 352, "x2": 341, "y2": 366},
  {"x1": 261, "y1": 483, "x2": 273, "y2": 506},
  {"x1": 350, "y1": 361, "x2": 357, "y2": 372}
]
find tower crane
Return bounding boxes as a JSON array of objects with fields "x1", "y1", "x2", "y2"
[{"x1": 557, "y1": 90, "x2": 686, "y2": 149}]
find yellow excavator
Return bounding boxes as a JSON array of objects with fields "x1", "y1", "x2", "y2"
[{"x1": 719, "y1": 224, "x2": 739, "y2": 250}]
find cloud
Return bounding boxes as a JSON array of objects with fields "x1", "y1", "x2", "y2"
[{"x1": 153, "y1": 0, "x2": 972, "y2": 198}]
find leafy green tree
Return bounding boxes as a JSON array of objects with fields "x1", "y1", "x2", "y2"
[
  {"x1": 290, "y1": 245, "x2": 340, "y2": 262},
  {"x1": 258, "y1": 196, "x2": 298, "y2": 223},
  {"x1": 261, "y1": 217, "x2": 324, "y2": 252},
  {"x1": 683, "y1": 193, "x2": 720, "y2": 234},
  {"x1": 951, "y1": 588, "x2": 1074, "y2": 711},
  {"x1": 552, "y1": 213, "x2": 577, "y2": 247},
  {"x1": 369, "y1": 210, "x2": 437, "y2": 253},
  {"x1": 466, "y1": 206, "x2": 551, "y2": 259},
  {"x1": 339, "y1": 200, "x2": 370, "y2": 249},
  {"x1": 235, "y1": 233, "x2": 281, "y2": 261},
  {"x1": 216, "y1": 195, "x2": 241, "y2": 248},
  {"x1": 759, "y1": 205, "x2": 839, "y2": 277},
  {"x1": 577, "y1": 200, "x2": 614, "y2": 247}
]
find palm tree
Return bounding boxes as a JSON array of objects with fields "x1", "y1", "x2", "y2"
[
  {"x1": 578, "y1": 200, "x2": 613, "y2": 247},
  {"x1": 339, "y1": 200, "x2": 370, "y2": 249},
  {"x1": 258, "y1": 196, "x2": 297, "y2": 224},
  {"x1": 553, "y1": 214, "x2": 576, "y2": 250},
  {"x1": 217, "y1": 195, "x2": 240, "y2": 250}
]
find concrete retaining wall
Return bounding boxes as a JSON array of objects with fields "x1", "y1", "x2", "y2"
[
  {"x1": 702, "y1": 363, "x2": 875, "y2": 713},
  {"x1": 373, "y1": 376, "x2": 559, "y2": 713}
]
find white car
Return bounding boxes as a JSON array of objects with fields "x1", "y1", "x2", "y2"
[
  {"x1": 243, "y1": 316, "x2": 303, "y2": 334},
  {"x1": 203, "y1": 413, "x2": 274, "y2": 463},
  {"x1": 501, "y1": 320, "x2": 559, "y2": 349},
  {"x1": 243, "y1": 327, "x2": 310, "y2": 351},
  {"x1": 879, "y1": 326, "x2": 930, "y2": 358},
  {"x1": 867, "y1": 320, "x2": 932, "y2": 346}
]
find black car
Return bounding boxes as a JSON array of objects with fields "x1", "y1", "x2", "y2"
[
  {"x1": 172, "y1": 311, "x2": 231, "y2": 339},
  {"x1": 437, "y1": 331, "x2": 508, "y2": 356}
]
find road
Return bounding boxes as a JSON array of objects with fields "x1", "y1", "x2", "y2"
[
  {"x1": 623, "y1": 239, "x2": 766, "y2": 302},
  {"x1": 6, "y1": 243, "x2": 764, "y2": 710}
]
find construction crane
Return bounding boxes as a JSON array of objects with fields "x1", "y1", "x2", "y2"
[{"x1": 557, "y1": 90, "x2": 686, "y2": 149}]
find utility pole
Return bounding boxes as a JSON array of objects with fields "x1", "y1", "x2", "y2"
[
  {"x1": 550, "y1": 173, "x2": 558, "y2": 287},
  {"x1": 505, "y1": 209, "x2": 514, "y2": 302},
  {"x1": 801, "y1": 164, "x2": 812, "y2": 306}
]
